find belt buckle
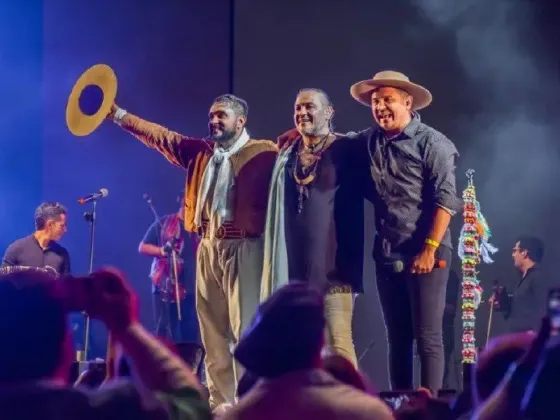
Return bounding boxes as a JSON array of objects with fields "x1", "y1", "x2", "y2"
[{"x1": 215, "y1": 226, "x2": 226, "y2": 239}]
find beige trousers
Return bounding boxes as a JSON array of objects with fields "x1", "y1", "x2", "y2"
[
  {"x1": 324, "y1": 292, "x2": 357, "y2": 367},
  {"x1": 195, "y1": 237, "x2": 263, "y2": 409}
]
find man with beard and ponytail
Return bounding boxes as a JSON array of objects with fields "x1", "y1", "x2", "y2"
[
  {"x1": 261, "y1": 88, "x2": 371, "y2": 367},
  {"x1": 106, "y1": 95, "x2": 277, "y2": 414}
]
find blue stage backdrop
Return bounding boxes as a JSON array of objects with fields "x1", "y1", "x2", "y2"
[
  {"x1": 0, "y1": 1, "x2": 43, "y2": 260},
  {"x1": 42, "y1": 0, "x2": 229, "y2": 357}
]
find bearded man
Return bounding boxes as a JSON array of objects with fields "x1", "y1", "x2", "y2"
[
  {"x1": 261, "y1": 88, "x2": 371, "y2": 366},
  {"x1": 107, "y1": 95, "x2": 277, "y2": 413}
]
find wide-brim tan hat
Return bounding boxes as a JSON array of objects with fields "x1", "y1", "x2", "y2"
[
  {"x1": 350, "y1": 70, "x2": 432, "y2": 110},
  {"x1": 66, "y1": 64, "x2": 117, "y2": 137}
]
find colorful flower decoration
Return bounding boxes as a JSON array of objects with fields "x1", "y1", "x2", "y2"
[{"x1": 458, "y1": 169, "x2": 498, "y2": 364}]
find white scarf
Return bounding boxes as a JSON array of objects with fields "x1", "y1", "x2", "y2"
[{"x1": 194, "y1": 128, "x2": 250, "y2": 228}]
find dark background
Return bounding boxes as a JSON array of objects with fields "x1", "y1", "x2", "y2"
[{"x1": 1, "y1": 0, "x2": 559, "y2": 390}]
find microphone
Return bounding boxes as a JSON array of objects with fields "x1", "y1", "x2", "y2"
[
  {"x1": 143, "y1": 193, "x2": 152, "y2": 204},
  {"x1": 393, "y1": 258, "x2": 447, "y2": 273},
  {"x1": 77, "y1": 188, "x2": 109, "y2": 204}
]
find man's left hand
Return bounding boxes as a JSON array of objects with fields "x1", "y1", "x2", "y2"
[{"x1": 411, "y1": 248, "x2": 436, "y2": 274}]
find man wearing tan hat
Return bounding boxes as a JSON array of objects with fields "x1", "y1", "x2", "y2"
[
  {"x1": 106, "y1": 95, "x2": 277, "y2": 413},
  {"x1": 349, "y1": 70, "x2": 462, "y2": 393}
]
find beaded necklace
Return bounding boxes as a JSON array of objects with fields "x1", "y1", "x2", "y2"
[{"x1": 292, "y1": 133, "x2": 333, "y2": 213}]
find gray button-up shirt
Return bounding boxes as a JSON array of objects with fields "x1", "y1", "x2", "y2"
[{"x1": 355, "y1": 112, "x2": 462, "y2": 253}]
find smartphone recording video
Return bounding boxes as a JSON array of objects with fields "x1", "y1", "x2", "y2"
[
  {"x1": 548, "y1": 288, "x2": 560, "y2": 336},
  {"x1": 379, "y1": 391, "x2": 423, "y2": 411}
]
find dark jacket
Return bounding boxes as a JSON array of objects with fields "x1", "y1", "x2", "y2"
[{"x1": 505, "y1": 265, "x2": 548, "y2": 333}]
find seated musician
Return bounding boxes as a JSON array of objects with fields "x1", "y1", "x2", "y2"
[
  {"x1": 138, "y1": 191, "x2": 200, "y2": 344},
  {"x1": 1, "y1": 202, "x2": 70, "y2": 275}
]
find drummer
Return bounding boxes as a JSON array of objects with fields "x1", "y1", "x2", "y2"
[{"x1": 2, "y1": 202, "x2": 71, "y2": 275}]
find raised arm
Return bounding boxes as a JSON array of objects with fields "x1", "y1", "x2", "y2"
[
  {"x1": 109, "y1": 104, "x2": 213, "y2": 170},
  {"x1": 83, "y1": 268, "x2": 205, "y2": 396}
]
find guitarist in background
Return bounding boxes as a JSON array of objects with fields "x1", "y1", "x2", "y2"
[
  {"x1": 139, "y1": 191, "x2": 200, "y2": 344},
  {"x1": 2, "y1": 201, "x2": 70, "y2": 275}
]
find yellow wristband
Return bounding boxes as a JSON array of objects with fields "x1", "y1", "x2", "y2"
[{"x1": 425, "y1": 238, "x2": 440, "y2": 248}]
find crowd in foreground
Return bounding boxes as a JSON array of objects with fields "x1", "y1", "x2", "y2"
[{"x1": 0, "y1": 266, "x2": 558, "y2": 419}]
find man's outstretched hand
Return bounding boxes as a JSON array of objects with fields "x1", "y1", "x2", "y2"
[{"x1": 106, "y1": 103, "x2": 119, "y2": 120}]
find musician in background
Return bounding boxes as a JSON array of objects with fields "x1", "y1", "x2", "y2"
[
  {"x1": 1, "y1": 202, "x2": 70, "y2": 275},
  {"x1": 139, "y1": 192, "x2": 200, "y2": 344},
  {"x1": 491, "y1": 236, "x2": 547, "y2": 333}
]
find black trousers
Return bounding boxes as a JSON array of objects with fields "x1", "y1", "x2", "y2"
[
  {"x1": 152, "y1": 292, "x2": 200, "y2": 344},
  {"x1": 375, "y1": 243, "x2": 451, "y2": 393}
]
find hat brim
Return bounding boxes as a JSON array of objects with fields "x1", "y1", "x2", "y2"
[
  {"x1": 350, "y1": 78, "x2": 432, "y2": 111},
  {"x1": 66, "y1": 64, "x2": 117, "y2": 137}
]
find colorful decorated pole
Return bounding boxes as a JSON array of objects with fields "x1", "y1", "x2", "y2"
[{"x1": 458, "y1": 169, "x2": 498, "y2": 367}]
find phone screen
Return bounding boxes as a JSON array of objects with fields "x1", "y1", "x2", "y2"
[
  {"x1": 548, "y1": 288, "x2": 560, "y2": 335},
  {"x1": 379, "y1": 391, "x2": 422, "y2": 411}
]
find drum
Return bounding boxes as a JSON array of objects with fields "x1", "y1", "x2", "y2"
[{"x1": 0, "y1": 265, "x2": 59, "y2": 278}]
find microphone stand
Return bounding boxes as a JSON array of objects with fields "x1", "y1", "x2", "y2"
[
  {"x1": 146, "y1": 198, "x2": 163, "y2": 227},
  {"x1": 357, "y1": 338, "x2": 376, "y2": 364},
  {"x1": 170, "y1": 247, "x2": 182, "y2": 321},
  {"x1": 485, "y1": 280, "x2": 501, "y2": 348},
  {"x1": 82, "y1": 200, "x2": 97, "y2": 361}
]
